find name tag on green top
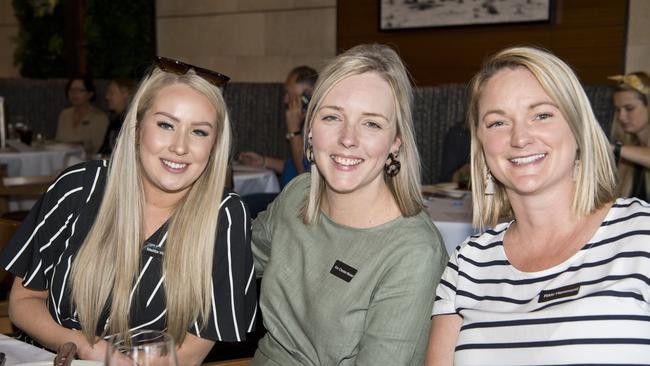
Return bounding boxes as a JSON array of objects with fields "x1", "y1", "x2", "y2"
[{"x1": 330, "y1": 260, "x2": 357, "y2": 282}]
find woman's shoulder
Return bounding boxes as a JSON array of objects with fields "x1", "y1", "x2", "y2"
[
  {"x1": 89, "y1": 105, "x2": 108, "y2": 117},
  {"x1": 269, "y1": 173, "x2": 310, "y2": 211},
  {"x1": 606, "y1": 197, "x2": 650, "y2": 226},
  {"x1": 48, "y1": 160, "x2": 108, "y2": 191},
  {"x1": 58, "y1": 107, "x2": 73, "y2": 119},
  {"x1": 449, "y1": 221, "x2": 509, "y2": 260}
]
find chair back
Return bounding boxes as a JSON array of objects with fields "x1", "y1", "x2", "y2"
[{"x1": 0, "y1": 218, "x2": 19, "y2": 334}]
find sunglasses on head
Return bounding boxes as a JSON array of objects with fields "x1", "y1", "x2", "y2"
[{"x1": 154, "y1": 56, "x2": 230, "y2": 88}]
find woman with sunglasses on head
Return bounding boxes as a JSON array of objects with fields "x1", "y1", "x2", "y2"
[
  {"x1": 426, "y1": 47, "x2": 650, "y2": 365},
  {"x1": 0, "y1": 58, "x2": 256, "y2": 364},
  {"x1": 251, "y1": 44, "x2": 448, "y2": 365},
  {"x1": 56, "y1": 75, "x2": 109, "y2": 156},
  {"x1": 609, "y1": 72, "x2": 650, "y2": 201}
]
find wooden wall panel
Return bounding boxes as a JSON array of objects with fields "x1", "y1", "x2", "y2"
[{"x1": 337, "y1": 0, "x2": 628, "y2": 85}]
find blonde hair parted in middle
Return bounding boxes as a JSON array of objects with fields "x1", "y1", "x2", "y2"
[
  {"x1": 301, "y1": 43, "x2": 424, "y2": 224},
  {"x1": 467, "y1": 46, "x2": 616, "y2": 229},
  {"x1": 71, "y1": 68, "x2": 232, "y2": 345}
]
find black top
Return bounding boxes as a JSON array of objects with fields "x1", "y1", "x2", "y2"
[
  {"x1": 631, "y1": 165, "x2": 648, "y2": 201},
  {"x1": 0, "y1": 160, "x2": 257, "y2": 342},
  {"x1": 98, "y1": 113, "x2": 124, "y2": 156},
  {"x1": 439, "y1": 121, "x2": 470, "y2": 183}
]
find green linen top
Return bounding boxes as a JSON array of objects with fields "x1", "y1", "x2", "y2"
[{"x1": 251, "y1": 174, "x2": 448, "y2": 366}]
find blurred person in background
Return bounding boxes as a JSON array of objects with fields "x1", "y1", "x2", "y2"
[
  {"x1": 609, "y1": 72, "x2": 650, "y2": 201},
  {"x1": 238, "y1": 66, "x2": 317, "y2": 216},
  {"x1": 55, "y1": 76, "x2": 109, "y2": 156},
  {"x1": 239, "y1": 66, "x2": 317, "y2": 183},
  {"x1": 99, "y1": 78, "x2": 136, "y2": 156}
]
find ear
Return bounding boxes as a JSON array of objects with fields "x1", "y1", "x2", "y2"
[{"x1": 391, "y1": 135, "x2": 402, "y2": 154}]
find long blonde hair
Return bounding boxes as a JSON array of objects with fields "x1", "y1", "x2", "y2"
[
  {"x1": 71, "y1": 68, "x2": 232, "y2": 344},
  {"x1": 467, "y1": 46, "x2": 616, "y2": 228},
  {"x1": 610, "y1": 71, "x2": 650, "y2": 199},
  {"x1": 302, "y1": 43, "x2": 423, "y2": 223}
]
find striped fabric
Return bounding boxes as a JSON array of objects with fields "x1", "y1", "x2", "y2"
[
  {"x1": 0, "y1": 160, "x2": 257, "y2": 342},
  {"x1": 433, "y1": 198, "x2": 650, "y2": 365}
]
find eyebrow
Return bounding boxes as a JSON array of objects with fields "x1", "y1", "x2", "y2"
[
  {"x1": 319, "y1": 105, "x2": 390, "y2": 121},
  {"x1": 481, "y1": 101, "x2": 558, "y2": 121},
  {"x1": 154, "y1": 111, "x2": 214, "y2": 128}
]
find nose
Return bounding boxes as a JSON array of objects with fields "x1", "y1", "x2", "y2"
[
  {"x1": 339, "y1": 122, "x2": 358, "y2": 148},
  {"x1": 169, "y1": 131, "x2": 189, "y2": 155},
  {"x1": 510, "y1": 121, "x2": 533, "y2": 148}
]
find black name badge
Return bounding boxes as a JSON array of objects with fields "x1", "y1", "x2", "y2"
[
  {"x1": 330, "y1": 260, "x2": 358, "y2": 283},
  {"x1": 538, "y1": 283, "x2": 580, "y2": 303},
  {"x1": 143, "y1": 242, "x2": 164, "y2": 259}
]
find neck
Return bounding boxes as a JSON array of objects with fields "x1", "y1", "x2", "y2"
[
  {"x1": 321, "y1": 180, "x2": 400, "y2": 228},
  {"x1": 507, "y1": 183, "x2": 578, "y2": 240}
]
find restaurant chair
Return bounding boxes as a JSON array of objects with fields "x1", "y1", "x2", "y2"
[
  {"x1": 203, "y1": 358, "x2": 252, "y2": 366},
  {"x1": 0, "y1": 300, "x2": 13, "y2": 334},
  {"x1": 0, "y1": 164, "x2": 55, "y2": 220},
  {"x1": 0, "y1": 218, "x2": 20, "y2": 334}
]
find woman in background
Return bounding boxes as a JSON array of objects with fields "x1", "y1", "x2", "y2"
[
  {"x1": 2, "y1": 58, "x2": 256, "y2": 364},
  {"x1": 99, "y1": 77, "x2": 136, "y2": 156},
  {"x1": 55, "y1": 75, "x2": 109, "y2": 155},
  {"x1": 251, "y1": 44, "x2": 447, "y2": 365},
  {"x1": 426, "y1": 46, "x2": 650, "y2": 364},
  {"x1": 609, "y1": 71, "x2": 650, "y2": 200}
]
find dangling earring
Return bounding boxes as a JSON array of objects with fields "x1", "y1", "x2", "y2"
[
  {"x1": 572, "y1": 159, "x2": 580, "y2": 181},
  {"x1": 384, "y1": 151, "x2": 401, "y2": 177},
  {"x1": 306, "y1": 137, "x2": 315, "y2": 164},
  {"x1": 484, "y1": 170, "x2": 495, "y2": 195}
]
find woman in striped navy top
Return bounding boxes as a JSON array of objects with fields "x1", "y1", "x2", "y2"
[
  {"x1": 426, "y1": 47, "x2": 650, "y2": 364},
  {"x1": 0, "y1": 59, "x2": 256, "y2": 364}
]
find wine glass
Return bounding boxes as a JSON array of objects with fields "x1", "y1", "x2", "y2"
[{"x1": 105, "y1": 329, "x2": 178, "y2": 366}]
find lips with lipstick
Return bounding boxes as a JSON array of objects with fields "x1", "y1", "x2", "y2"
[
  {"x1": 509, "y1": 153, "x2": 546, "y2": 165},
  {"x1": 331, "y1": 155, "x2": 363, "y2": 166}
]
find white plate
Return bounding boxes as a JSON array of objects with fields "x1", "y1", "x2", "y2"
[
  {"x1": 422, "y1": 182, "x2": 470, "y2": 199},
  {"x1": 14, "y1": 361, "x2": 102, "y2": 366}
]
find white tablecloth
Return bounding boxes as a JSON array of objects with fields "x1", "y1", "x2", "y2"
[
  {"x1": 425, "y1": 195, "x2": 476, "y2": 254},
  {"x1": 232, "y1": 165, "x2": 280, "y2": 196},
  {"x1": 0, "y1": 334, "x2": 54, "y2": 365},
  {"x1": 0, "y1": 141, "x2": 85, "y2": 177},
  {"x1": 0, "y1": 141, "x2": 85, "y2": 210}
]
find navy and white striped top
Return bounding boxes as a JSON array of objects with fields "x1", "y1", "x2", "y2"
[
  {"x1": 0, "y1": 160, "x2": 257, "y2": 342},
  {"x1": 433, "y1": 198, "x2": 650, "y2": 365}
]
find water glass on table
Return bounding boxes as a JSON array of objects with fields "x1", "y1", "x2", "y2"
[{"x1": 105, "y1": 330, "x2": 178, "y2": 366}]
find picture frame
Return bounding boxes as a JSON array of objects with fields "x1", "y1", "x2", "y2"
[{"x1": 380, "y1": 0, "x2": 552, "y2": 30}]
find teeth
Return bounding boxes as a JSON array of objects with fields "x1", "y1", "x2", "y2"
[
  {"x1": 162, "y1": 159, "x2": 187, "y2": 169},
  {"x1": 510, "y1": 153, "x2": 545, "y2": 164},
  {"x1": 331, "y1": 155, "x2": 363, "y2": 166}
]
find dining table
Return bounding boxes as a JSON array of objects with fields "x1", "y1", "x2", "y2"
[
  {"x1": 0, "y1": 333, "x2": 54, "y2": 365},
  {"x1": 232, "y1": 164, "x2": 280, "y2": 196},
  {"x1": 0, "y1": 140, "x2": 85, "y2": 211},
  {"x1": 424, "y1": 192, "x2": 477, "y2": 255}
]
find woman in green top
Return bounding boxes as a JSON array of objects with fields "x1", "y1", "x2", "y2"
[{"x1": 251, "y1": 44, "x2": 448, "y2": 365}]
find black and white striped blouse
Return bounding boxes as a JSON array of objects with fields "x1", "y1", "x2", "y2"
[
  {"x1": 433, "y1": 198, "x2": 650, "y2": 365},
  {"x1": 0, "y1": 160, "x2": 257, "y2": 342}
]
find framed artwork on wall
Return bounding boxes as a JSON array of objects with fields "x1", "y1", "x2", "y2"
[{"x1": 380, "y1": 0, "x2": 552, "y2": 30}]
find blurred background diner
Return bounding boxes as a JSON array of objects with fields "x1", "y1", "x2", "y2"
[
  {"x1": 0, "y1": 0, "x2": 649, "y2": 364},
  {"x1": 55, "y1": 75, "x2": 108, "y2": 156}
]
